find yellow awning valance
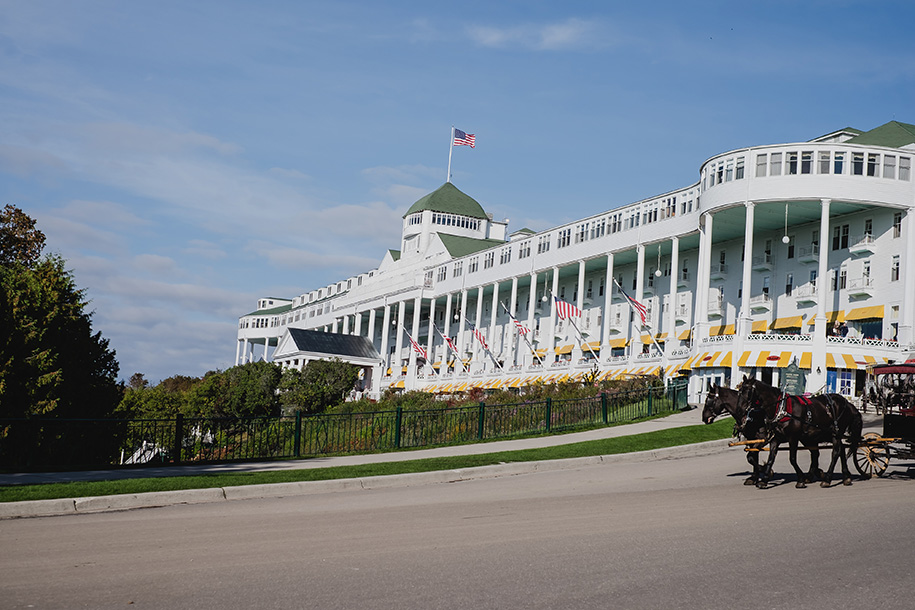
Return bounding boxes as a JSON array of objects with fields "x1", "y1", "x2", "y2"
[
  {"x1": 846, "y1": 305, "x2": 884, "y2": 321},
  {"x1": 555, "y1": 344, "x2": 574, "y2": 355},
  {"x1": 608, "y1": 338, "x2": 629, "y2": 348},
  {"x1": 751, "y1": 319, "x2": 768, "y2": 332},
  {"x1": 719, "y1": 352, "x2": 733, "y2": 367},
  {"x1": 582, "y1": 341, "x2": 601, "y2": 351},
  {"x1": 772, "y1": 315, "x2": 804, "y2": 329},
  {"x1": 640, "y1": 334, "x2": 652, "y2": 343},
  {"x1": 533, "y1": 349, "x2": 547, "y2": 357},
  {"x1": 678, "y1": 329, "x2": 693, "y2": 341},
  {"x1": 799, "y1": 352, "x2": 812, "y2": 369},
  {"x1": 708, "y1": 324, "x2": 735, "y2": 336}
]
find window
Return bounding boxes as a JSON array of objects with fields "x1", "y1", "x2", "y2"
[
  {"x1": 894, "y1": 212, "x2": 903, "y2": 238},
  {"x1": 810, "y1": 269, "x2": 818, "y2": 288},
  {"x1": 557, "y1": 228, "x2": 572, "y2": 248},
  {"x1": 468, "y1": 258, "x2": 478, "y2": 274},
  {"x1": 437, "y1": 266, "x2": 447, "y2": 282},
  {"x1": 892, "y1": 255, "x2": 900, "y2": 281},
  {"x1": 832, "y1": 224, "x2": 849, "y2": 250},
  {"x1": 762, "y1": 276, "x2": 770, "y2": 296},
  {"x1": 818, "y1": 151, "x2": 831, "y2": 174},
  {"x1": 756, "y1": 153, "x2": 767, "y2": 177},
  {"x1": 901, "y1": 157, "x2": 912, "y2": 181},
  {"x1": 770, "y1": 152, "x2": 782, "y2": 176},
  {"x1": 785, "y1": 273, "x2": 793, "y2": 296},
  {"x1": 575, "y1": 223, "x2": 589, "y2": 243},
  {"x1": 519, "y1": 240, "x2": 531, "y2": 259},
  {"x1": 852, "y1": 152, "x2": 864, "y2": 175},
  {"x1": 801, "y1": 151, "x2": 813, "y2": 174},
  {"x1": 586, "y1": 280, "x2": 593, "y2": 300},
  {"x1": 537, "y1": 235, "x2": 551, "y2": 254},
  {"x1": 884, "y1": 155, "x2": 896, "y2": 179},
  {"x1": 834, "y1": 152, "x2": 845, "y2": 174},
  {"x1": 424, "y1": 270, "x2": 434, "y2": 286},
  {"x1": 483, "y1": 252, "x2": 494, "y2": 269},
  {"x1": 864, "y1": 219, "x2": 872, "y2": 237},
  {"x1": 787, "y1": 236, "x2": 795, "y2": 259},
  {"x1": 499, "y1": 247, "x2": 511, "y2": 265},
  {"x1": 736, "y1": 157, "x2": 745, "y2": 179},
  {"x1": 590, "y1": 219, "x2": 606, "y2": 239},
  {"x1": 839, "y1": 267, "x2": 847, "y2": 290},
  {"x1": 787, "y1": 152, "x2": 798, "y2": 175},
  {"x1": 867, "y1": 153, "x2": 879, "y2": 177},
  {"x1": 599, "y1": 277, "x2": 604, "y2": 297},
  {"x1": 453, "y1": 261, "x2": 463, "y2": 277}
]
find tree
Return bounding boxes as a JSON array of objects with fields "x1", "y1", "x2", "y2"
[
  {"x1": 184, "y1": 361, "x2": 283, "y2": 418},
  {"x1": 1, "y1": 204, "x2": 46, "y2": 267},
  {"x1": 128, "y1": 373, "x2": 149, "y2": 390},
  {"x1": 0, "y1": 208, "x2": 121, "y2": 468},
  {"x1": 279, "y1": 358, "x2": 359, "y2": 414}
]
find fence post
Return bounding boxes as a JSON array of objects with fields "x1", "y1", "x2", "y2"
[
  {"x1": 172, "y1": 413, "x2": 184, "y2": 464},
  {"x1": 545, "y1": 397, "x2": 552, "y2": 433},
  {"x1": 478, "y1": 401, "x2": 486, "y2": 440},
  {"x1": 647, "y1": 388, "x2": 653, "y2": 417},
  {"x1": 394, "y1": 407, "x2": 403, "y2": 449},
  {"x1": 601, "y1": 392, "x2": 608, "y2": 424},
  {"x1": 294, "y1": 411, "x2": 302, "y2": 458}
]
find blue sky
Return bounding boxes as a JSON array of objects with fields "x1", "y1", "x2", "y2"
[{"x1": 2, "y1": 1, "x2": 914, "y2": 383}]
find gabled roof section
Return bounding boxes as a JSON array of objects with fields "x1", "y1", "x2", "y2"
[
  {"x1": 511, "y1": 227, "x2": 536, "y2": 235},
  {"x1": 846, "y1": 121, "x2": 915, "y2": 148},
  {"x1": 437, "y1": 233, "x2": 505, "y2": 258},
  {"x1": 388, "y1": 249, "x2": 401, "y2": 261},
  {"x1": 286, "y1": 328, "x2": 381, "y2": 361},
  {"x1": 404, "y1": 182, "x2": 488, "y2": 220},
  {"x1": 810, "y1": 126, "x2": 863, "y2": 143}
]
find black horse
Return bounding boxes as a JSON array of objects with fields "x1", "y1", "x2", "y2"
[
  {"x1": 737, "y1": 377, "x2": 862, "y2": 489},
  {"x1": 701, "y1": 384, "x2": 799, "y2": 486}
]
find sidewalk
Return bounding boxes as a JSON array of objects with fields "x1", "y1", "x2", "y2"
[{"x1": 0, "y1": 408, "x2": 731, "y2": 519}]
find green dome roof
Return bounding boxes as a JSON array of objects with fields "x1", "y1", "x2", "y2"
[{"x1": 403, "y1": 182, "x2": 488, "y2": 220}]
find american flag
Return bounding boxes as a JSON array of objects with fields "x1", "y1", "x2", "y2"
[
  {"x1": 435, "y1": 325, "x2": 459, "y2": 354},
  {"x1": 513, "y1": 316, "x2": 531, "y2": 336},
  {"x1": 617, "y1": 284, "x2": 648, "y2": 326},
  {"x1": 467, "y1": 320, "x2": 488, "y2": 350},
  {"x1": 408, "y1": 335, "x2": 427, "y2": 360},
  {"x1": 453, "y1": 128, "x2": 475, "y2": 148},
  {"x1": 553, "y1": 296, "x2": 582, "y2": 320}
]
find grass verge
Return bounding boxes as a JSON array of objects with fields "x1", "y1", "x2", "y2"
[{"x1": 0, "y1": 419, "x2": 734, "y2": 503}]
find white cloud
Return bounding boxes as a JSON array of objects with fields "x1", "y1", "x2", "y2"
[{"x1": 466, "y1": 18, "x2": 607, "y2": 51}]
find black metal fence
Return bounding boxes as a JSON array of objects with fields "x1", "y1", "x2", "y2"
[{"x1": 0, "y1": 383, "x2": 686, "y2": 471}]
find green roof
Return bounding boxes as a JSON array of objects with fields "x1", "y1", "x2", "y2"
[
  {"x1": 438, "y1": 234, "x2": 505, "y2": 258},
  {"x1": 388, "y1": 249, "x2": 401, "y2": 261},
  {"x1": 403, "y1": 182, "x2": 488, "y2": 220},
  {"x1": 846, "y1": 121, "x2": 915, "y2": 148},
  {"x1": 243, "y1": 303, "x2": 292, "y2": 317},
  {"x1": 511, "y1": 227, "x2": 536, "y2": 235}
]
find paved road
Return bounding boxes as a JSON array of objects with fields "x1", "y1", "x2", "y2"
[{"x1": 2, "y1": 444, "x2": 914, "y2": 609}]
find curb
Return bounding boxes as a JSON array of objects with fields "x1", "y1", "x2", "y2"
[{"x1": 0, "y1": 439, "x2": 730, "y2": 519}]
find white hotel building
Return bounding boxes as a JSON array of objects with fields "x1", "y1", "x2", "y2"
[{"x1": 236, "y1": 121, "x2": 915, "y2": 403}]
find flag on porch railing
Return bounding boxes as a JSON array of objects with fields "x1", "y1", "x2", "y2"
[
  {"x1": 435, "y1": 324, "x2": 459, "y2": 355},
  {"x1": 553, "y1": 296, "x2": 582, "y2": 320},
  {"x1": 408, "y1": 335, "x2": 427, "y2": 360},
  {"x1": 614, "y1": 279, "x2": 648, "y2": 326},
  {"x1": 466, "y1": 320, "x2": 488, "y2": 350}
]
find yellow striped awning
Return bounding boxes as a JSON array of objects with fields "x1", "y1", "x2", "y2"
[
  {"x1": 846, "y1": 305, "x2": 884, "y2": 321},
  {"x1": 772, "y1": 316, "x2": 804, "y2": 330},
  {"x1": 581, "y1": 341, "x2": 601, "y2": 351},
  {"x1": 696, "y1": 352, "x2": 720, "y2": 368},
  {"x1": 799, "y1": 352, "x2": 812, "y2": 369},
  {"x1": 655, "y1": 332, "x2": 668, "y2": 342},
  {"x1": 708, "y1": 324, "x2": 735, "y2": 336},
  {"x1": 607, "y1": 338, "x2": 629, "y2": 348},
  {"x1": 678, "y1": 329, "x2": 693, "y2": 341},
  {"x1": 392, "y1": 380, "x2": 405, "y2": 389},
  {"x1": 751, "y1": 319, "x2": 769, "y2": 332},
  {"x1": 680, "y1": 355, "x2": 697, "y2": 371},
  {"x1": 555, "y1": 344, "x2": 574, "y2": 355},
  {"x1": 808, "y1": 311, "x2": 845, "y2": 325},
  {"x1": 719, "y1": 352, "x2": 733, "y2": 367}
]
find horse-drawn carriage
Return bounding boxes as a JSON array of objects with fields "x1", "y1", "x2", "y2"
[
  {"x1": 704, "y1": 364, "x2": 915, "y2": 486},
  {"x1": 854, "y1": 362, "x2": 915, "y2": 477}
]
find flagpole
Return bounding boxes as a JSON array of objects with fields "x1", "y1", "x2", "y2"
[
  {"x1": 434, "y1": 323, "x2": 463, "y2": 375},
  {"x1": 465, "y1": 318, "x2": 505, "y2": 374},
  {"x1": 446, "y1": 126, "x2": 454, "y2": 183}
]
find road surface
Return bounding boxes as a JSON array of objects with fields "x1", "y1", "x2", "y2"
[{"x1": 2, "y1": 448, "x2": 914, "y2": 609}]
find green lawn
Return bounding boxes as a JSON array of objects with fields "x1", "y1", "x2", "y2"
[{"x1": 0, "y1": 419, "x2": 734, "y2": 503}]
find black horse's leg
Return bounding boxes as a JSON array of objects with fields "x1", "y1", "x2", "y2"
[
  {"x1": 788, "y1": 438, "x2": 806, "y2": 488},
  {"x1": 744, "y1": 446, "x2": 759, "y2": 485},
  {"x1": 807, "y1": 447, "x2": 825, "y2": 482},
  {"x1": 758, "y1": 440, "x2": 779, "y2": 489},
  {"x1": 821, "y1": 437, "x2": 842, "y2": 488}
]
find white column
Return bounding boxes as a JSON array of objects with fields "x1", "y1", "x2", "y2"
[
  {"x1": 331, "y1": 318, "x2": 339, "y2": 333},
  {"x1": 489, "y1": 281, "x2": 500, "y2": 362},
  {"x1": 527, "y1": 271, "x2": 538, "y2": 366},
  {"x1": 425, "y1": 298, "x2": 436, "y2": 371},
  {"x1": 354, "y1": 312, "x2": 362, "y2": 336},
  {"x1": 395, "y1": 301, "x2": 406, "y2": 375},
  {"x1": 457, "y1": 289, "x2": 469, "y2": 368},
  {"x1": 475, "y1": 286, "x2": 485, "y2": 364},
  {"x1": 509, "y1": 276, "x2": 519, "y2": 365},
  {"x1": 695, "y1": 212, "x2": 713, "y2": 339},
  {"x1": 409, "y1": 296, "x2": 422, "y2": 384},
  {"x1": 235, "y1": 338, "x2": 242, "y2": 366},
  {"x1": 367, "y1": 309, "x2": 377, "y2": 350},
  {"x1": 633, "y1": 244, "x2": 646, "y2": 359},
  {"x1": 602, "y1": 253, "x2": 615, "y2": 346},
  {"x1": 550, "y1": 267, "x2": 560, "y2": 359},
  {"x1": 342, "y1": 315, "x2": 350, "y2": 334},
  {"x1": 810, "y1": 198, "x2": 831, "y2": 392},
  {"x1": 380, "y1": 304, "x2": 391, "y2": 372},
  {"x1": 666, "y1": 237, "x2": 679, "y2": 355},
  {"x1": 739, "y1": 202, "x2": 756, "y2": 322},
  {"x1": 443, "y1": 293, "x2": 453, "y2": 367},
  {"x1": 901, "y1": 208, "x2": 915, "y2": 344}
]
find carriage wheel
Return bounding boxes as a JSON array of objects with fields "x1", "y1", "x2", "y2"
[{"x1": 853, "y1": 433, "x2": 890, "y2": 478}]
